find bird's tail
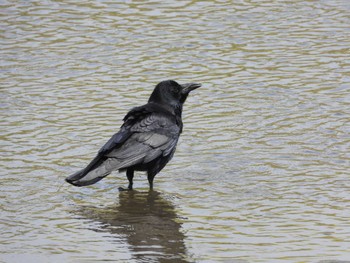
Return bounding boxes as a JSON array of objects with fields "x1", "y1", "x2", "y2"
[
  {"x1": 65, "y1": 156, "x2": 113, "y2": 187},
  {"x1": 65, "y1": 169, "x2": 110, "y2": 187},
  {"x1": 65, "y1": 149, "x2": 146, "y2": 187}
]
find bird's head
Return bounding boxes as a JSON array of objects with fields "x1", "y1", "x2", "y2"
[{"x1": 148, "y1": 80, "x2": 201, "y2": 111}]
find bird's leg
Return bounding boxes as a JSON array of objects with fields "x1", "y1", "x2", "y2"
[
  {"x1": 118, "y1": 169, "x2": 134, "y2": 191},
  {"x1": 127, "y1": 169, "x2": 134, "y2": 190},
  {"x1": 147, "y1": 172, "x2": 155, "y2": 190}
]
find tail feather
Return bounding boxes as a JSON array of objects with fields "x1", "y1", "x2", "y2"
[
  {"x1": 66, "y1": 150, "x2": 149, "y2": 187},
  {"x1": 65, "y1": 155, "x2": 141, "y2": 187},
  {"x1": 66, "y1": 155, "x2": 111, "y2": 187},
  {"x1": 65, "y1": 168, "x2": 110, "y2": 187}
]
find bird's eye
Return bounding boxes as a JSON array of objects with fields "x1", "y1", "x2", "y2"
[{"x1": 171, "y1": 87, "x2": 180, "y2": 95}]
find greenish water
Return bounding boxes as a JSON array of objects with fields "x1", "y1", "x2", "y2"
[{"x1": 1, "y1": 0, "x2": 350, "y2": 262}]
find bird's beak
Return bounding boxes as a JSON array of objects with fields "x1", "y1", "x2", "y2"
[{"x1": 181, "y1": 83, "x2": 201, "y2": 94}]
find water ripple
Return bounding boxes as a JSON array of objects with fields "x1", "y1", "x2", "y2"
[{"x1": 1, "y1": 0, "x2": 350, "y2": 262}]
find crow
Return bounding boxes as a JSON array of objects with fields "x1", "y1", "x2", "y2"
[{"x1": 65, "y1": 80, "x2": 201, "y2": 190}]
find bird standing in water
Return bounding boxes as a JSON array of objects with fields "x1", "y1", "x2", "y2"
[{"x1": 65, "y1": 80, "x2": 201, "y2": 190}]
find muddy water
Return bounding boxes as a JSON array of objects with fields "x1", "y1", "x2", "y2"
[{"x1": 1, "y1": 0, "x2": 350, "y2": 262}]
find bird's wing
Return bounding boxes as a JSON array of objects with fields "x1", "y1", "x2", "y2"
[
  {"x1": 98, "y1": 128, "x2": 130, "y2": 155},
  {"x1": 98, "y1": 103, "x2": 173, "y2": 154},
  {"x1": 105, "y1": 112, "x2": 180, "y2": 168},
  {"x1": 66, "y1": 108, "x2": 179, "y2": 186}
]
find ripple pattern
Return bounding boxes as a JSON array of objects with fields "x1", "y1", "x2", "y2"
[{"x1": 1, "y1": 0, "x2": 350, "y2": 262}]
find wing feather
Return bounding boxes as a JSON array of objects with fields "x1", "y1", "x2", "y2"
[
  {"x1": 66, "y1": 106, "x2": 180, "y2": 186},
  {"x1": 106, "y1": 131, "x2": 177, "y2": 165}
]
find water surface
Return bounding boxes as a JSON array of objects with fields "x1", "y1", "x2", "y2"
[{"x1": 1, "y1": 0, "x2": 350, "y2": 262}]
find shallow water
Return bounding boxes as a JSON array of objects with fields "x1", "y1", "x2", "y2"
[{"x1": 1, "y1": 0, "x2": 350, "y2": 262}]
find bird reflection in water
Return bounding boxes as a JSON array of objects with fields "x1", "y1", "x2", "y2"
[{"x1": 75, "y1": 190, "x2": 191, "y2": 263}]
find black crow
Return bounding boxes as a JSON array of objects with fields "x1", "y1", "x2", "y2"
[{"x1": 65, "y1": 80, "x2": 201, "y2": 190}]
